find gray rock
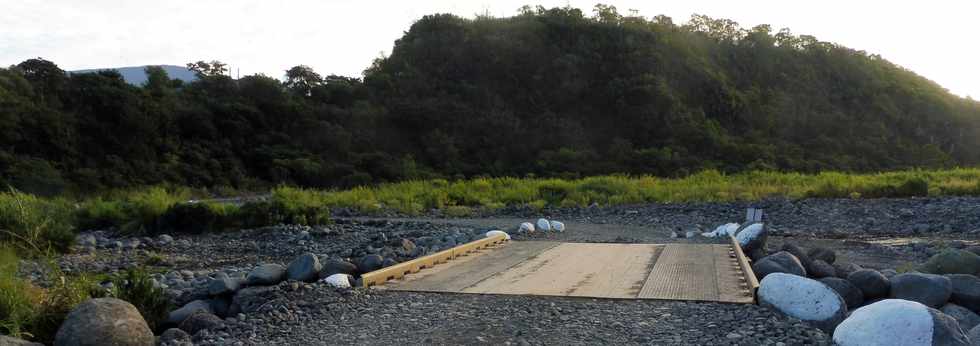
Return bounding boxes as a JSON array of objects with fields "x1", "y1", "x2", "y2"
[
  {"x1": 358, "y1": 254, "x2": 384, "y2": 273},
  {"x1": 287, "y1": 253, "x2": 322, "y2": 282},
  {"x1": 758, "y1": 273, "x2": 846, "y2": 333},
  {"x1": 947, "y1": 274, "x2": 980, "y2": 313},
  {"x1": 178, "y1": 310, "x2": 224, "y2": 335},
  {"x1": 167, "y1": 299, "x2": 213, "y2": 325},
  {"x1": 753, "y1": 251, "x2": 806, "y2": 280},
  {"x1": 880, "y1": 269, "x2": 898, "y2": 278},
  {"x1": 76, "y1": 234, "x2": 97, "y2": 247},
  {"x1": 0, "y1": 335, "x2": 43, "y2": 345},
  {"x1": 319, "y1": 259, "x2": 358, "y2": 279},
  {"x1": 157, "y1": 234, "x2": 174, "y2": 245},
  {"x1": 941, "y1": 303, "x2": 980, "y2": 332},
  {"x1": 819, "y1": 277, "x2": 864, "y2": 309},
  {"x1": 834, "y1": 299, "x2": 970, "y2": 346},
  {"x1": 968, "y1": 325, "x2": 980, "y2": 346},
  {"x1": 780, "y1": 243, "x2": 812, "y2": 271},
  {"x1": 209, "y1": 297, "x2": 231, "y2": 318},
  {"x1": 848, "y1": 269, "x2": 890, "y2": 300},
  {"x1": 735, "y1": 222, "x2": 767, "y2": 255},
  {"x1": 808, "y1": 247, "x2": 836, "y2": 264},
  {"x1": 382, "y1": 258, "x2": 398, "y2": 268},
  {"x1": 834, "y1": 262, "x2": 863, "y2": 279},
  {"x1": 809, "y1": 260, "x2": 836, "y2": 279},
  {"x1": 245, "y1": 263, "x2": 285, "y2": 286},
  {"x1": 890, "y1": 272, "x2": 952, "y2": 308},
  {"x1": 158, "y1": 328, "x2": 192, "y2": 346},
  {"x1": 207, "y1": 273, "x2": 241, "y2": 296},
  {"x1": 54, "y1": 298, "x2": 154, "y2": 346},
  {"x1": 232, "y1": 286, "x2": 277, "y2": 314},
  {"x1": 919, "y1": 249, "x2": 980, "y2": 276},
  {"x1": 964, "y1": 246, "x2": 980, "y2": 257}
]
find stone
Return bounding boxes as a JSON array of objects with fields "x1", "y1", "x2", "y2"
[
  {"x1": 319, "y1": 259, "x2": 358, "y2": 279},
  {"x1": 819, "y1": 277, "x2": 864, "y2": 310},
  {"x1": 358, "y1": 254, "x2": 384, "y2": 273},
  {"x1": 208, "y1": 273, "x2": 241, "y2": 296},
  {"x1": 209, "y1": 297, "x2": 231, "y2": 318},
  {"x1": 735, "y1": 222, "x2": 767, "y2": 254},
  {"x1": 847, "y1": 269, "x2": 890, "y2": 300},
  {"x1": 880, "y1": 269, "x2": 898, "y2": 278},
  {"x1": 321, "y1": 273, "x2": 352, "y2": 288},
  {"x1": 549, "y1": 220, "x2": 565, "y2": 232},
  {"x1": 833, "y1": 299, "x2": 970, "y2": 346},
  {"x1": 287, "y1": 253, "x2": 322, "y2": 282},
  {"x1": 758, "y1": 273, "x2": 847, "y2": 333},
  {"x1": 809, "y1": 260, "x2": 837, "y2": 279},
  {"x1": 941, "y1": 303, "x2": 980, "y2": 332},
  {"x1": 519, "y1": 222, "x2": 535, "y2": 233},
  {"x1": 245, "y1": 263, "x2": 286, "y2": 286},
  {"x1": 780, "y1": 243, "x2": 813, "y2": 272},
  {"x1": 947, "y1": 274, "x2": 980, "y2": 313},
  {"x1": 54, "y1": 298, "x2": 154, "y2": 346},
  {"x1": 167, "y1": 299, "x2": 213, "y2": 325},
  {"x1": 808, "y1": 247, "x2": 836, "y2": 264},
  {"x1": 158, "y1": 328, "x2": 192, "y2": 346},
  {"x1": 382, "y1": 258, "x2": 398, "y2": 268},
  {"x1": 964, "y1": 246, "x2": 980, "y2": 256},
  {"x1": 401, "y1": 239, "x2": 416, "y2": 253},
  {"x1": 177, "y1": 310, "x2": 224, "y2": 335},
  {"x1": 232, "y1": 286, "x2": 277, "y2": 314},
  {"x1": 157, "y1": 234, "x2": 174, "y2": 245},
  {"x1": 752, "y1": 251, "x2": 806, "y2": 280},
  {"x1": 834, "y1": 262, "x2": 863, "y2": 279},
  {"x1": 919, "y1": 249, "x2": 980, "y2": 276},
  {"x1": 485, "y1": 230, "x2": 511, "y2": 240},
  {"x1": 76, "y1": 234, "x2": 97, "y2": 247},
  {"x1": 536, "y1": 218, "x2": 551, "y2": 231},
  {"x1": 702, "y1": 223, "x2": 739, "y2": 238},
  {"x1": 968, "y1": 325, "x2": 980, "y2": 346},
  {"x1": 0, "y1": 335, "x2": 43, "y2": 346},
  {"x1": 890, "y1": 272, "x2": 952, "y2": 308}
]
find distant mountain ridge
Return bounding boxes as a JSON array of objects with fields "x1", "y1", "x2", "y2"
[{"x1": 71, "y1": 65, "x2": 197, "y2": 85}]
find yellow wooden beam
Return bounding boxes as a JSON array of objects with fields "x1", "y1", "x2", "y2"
[
  {"x1": 729, "y1": 233, "x2": 760, "y2": 302},
  {"x1": 361, "y1": 233, "x2": 509, "y2": 287}
]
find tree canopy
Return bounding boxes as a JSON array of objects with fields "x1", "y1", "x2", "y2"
[{"x1": 2, "y1": 5, "x2": 978, "y2": 195}]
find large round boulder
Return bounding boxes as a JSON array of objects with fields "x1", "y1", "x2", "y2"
[
  {"x1": 848, "y1": 269, "x2": 891, "y2": 300},
  {"x1": 287, "y1": 253, "x2": 322, "y2": 282},
  {"x1": 536, "y1": 218, "x2": 551, "y2": 231},
  {"x1": 177, "y1": 310, "x2": 224, "y2": 335},
  {"x1": 519, "y1": 222, "x2": 535, "y2": 233},
  {"x1": 919, "y1": 249, "x2": 980, "y2": 275},
  {"x1": 54, "y1": 298, "x2": 154, "y2": 346},
  {"x1": 968, "y1": 325, "x2": 980, "y2": 346},
  {"x1": 167, "y1": 299, "x2": 213, "y2": 325},
  {"x1": 833, "y1": 299, "x2": 970, "y2": 346},
  {"x1": 758, "y1": 273, "x2": 847, "y2": 333},
  {"x1": 890, "y1": 273, "x2": 952, "y2": 308},
  {"x1": 947, "y1": 274, "x2": 980, "y2": 313},
  {"x1": 319, "y1": 259, "x2": 358, "y2": 279},
  {"x1": 819, "y1": 277, "x2": 865, "y2": 309},
  {"x1": 808, "y1": 247, "x2": 837, "y2": 264},
  {"x1": 321, "y1": 273, "x2": 352, "y2": 288},
  {"x1": 809, "y1": 260, "x2": 837, "y2": 279},
  {"x1": 735, "y1": 222, "x2": 767, "y2": 254},
  {"x1": 207, "y1": 272, "x2": 241, "y2": 296},
  {"x1": 752, "y1": 251, "x2": 806, "y2": 280},
  {"x1": 245, "y1": 263, "x2": 286, "y2": 286},
  {"x1": 780, "y1": 243, "x2": 813, "y2": 272},
  {"x1": 941, "y1": 303, "x2": 980, "y2": 332},
  {"x1": 485, "y1": 230, "x2": 511, "y2": 240},
  {"x1": 834, "y1": 262, "x2": 863, "y2": 279},
  {"x1": 358, "y1": 254, "x2": 384, "y2": 273},
  {"x1": 549, "y1": 221, "x2": 565, "y2": 232}
]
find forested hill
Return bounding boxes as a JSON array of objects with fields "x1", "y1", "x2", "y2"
[{"x1": 2, "y1": 5, "x2": 979, "y2": 195}]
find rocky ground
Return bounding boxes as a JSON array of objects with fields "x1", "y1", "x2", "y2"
[{"x1": 46, "y1": 197, "x2": 980, "y2": 345}]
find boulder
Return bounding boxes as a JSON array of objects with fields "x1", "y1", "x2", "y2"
[
  {"x1": 809, "y1": 260, "x2": 837, "y2": 279},
  {"x1": 536, "y1": 218, "x2": 551, "y2": 231},
  {"x1": 880, "y1": 269, "x2": 898, "y2": 279},
  {"x1": 519, "y1": 222, "x2": 535, "y2": 233},
  {"x1": 819, "y1": 277, "x2": 865, "y2": 309},
  {"x1": 0, "y1": 336, "x2": 42, "y2": 346},
  {"x1": 321, "y1": 273, "x2": 352, "y2": 288},
  {"x1": 890, "y1": 273, "x2": 952, "y2": 308},
  {"x1": 382, "y1": 258, "x2": 398, "y2": 268},
  {"x1": 232, "y1": 286, "x2": 277, "y2": 314},
  {"x1": 848, "y1": 269, "x2": 890, "y2": 300},
  {"x1": 209, "y1": 297, "x2": 230, "y2": 318},
  {"x1": 919, "y1": 249, "x2": 980, "y2": 276},
  {"x1": 735, "y1": 222, "x2": 767, "y2": 254},
  {"x1": 833, "y1": 299, "x2": 970, "y2": 346},
  {"x1": 177, "y1": 310, "x2": 224, "y2": 335},
  {"x1": 808, "y1": 247, "x2": 837, "y2": 264},
  {"x1": 964, "y1": 246, "x2": 980, "y2": 257},
  {"x1": 167, "y1": 299, "x2": 213, "y2": 325},
  {"x1": 702, "y1": 223, "x2": 739, "y2": 238},
  {"x1": 941, "y1": 303, "x2": 980, "y2": 332},
  {"x1": 485, "y1": 230, "x2": 511, "y2": 240},
  {"x1": 834, "y1": 262, "x2": 863, "y2": 279},
  {"x1": 158, "y1": 328, "x2": 192, "y2": 346},
  {"x1": 287, "y1": 253, "x2": 322, "y2": 282},
  {"x1": 319, "y1": 259, "x2": 358, "y2": 279},
  {"x1": 207, "y1": 272, "x2": 241, "y2": 296},
  {"x1": 245, "y1": 263, "x2": 286, "y2": 286},
  {"x1": 780, "y1": 243, "x2": 813, "y2": 272},
  {"x1": 968, "y1": 325, "x2": 980, "y2": 346},
  {"x1": 947, "y1": 274, "x2": 980, "y2": 313},
  {"x1": 549, "y1": 221, "x2": 565, "y2": 232},
  {"x1": 758, "y1": 273, "x2": 847, "y2": 333},
  {"x1": 358, "y1": 254, "x2": 384, "y2": 273},
  {"x1": 752, "y1": 251, "x2": 806, "y2": 280},
  {"x1": 54, "y1": 298, "x2": 154, "y2": 346}
]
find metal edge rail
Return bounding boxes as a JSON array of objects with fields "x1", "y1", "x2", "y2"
[
  {"x1": 361, "y1": 233, "x2": 510, "y2": 288},
  {"x1": 728, "y1": 233, "x2": 760, "y2": 303}
]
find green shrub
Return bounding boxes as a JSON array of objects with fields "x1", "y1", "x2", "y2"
[
  {"x1": 157, "y1": 202, "x2": 235, "y2": 234},
  {"x1": 0, "y1": 190, "x2": 75, "y2": 253},
  {"x1": 108, "y1": 268, "x2": 171, "y2": 332},
  {"x1": 0, "y1": 246, "x2": 41, "y2": 339},
  {"x1": 443, "y1": 205, "x2": 474, "y2": 217}
]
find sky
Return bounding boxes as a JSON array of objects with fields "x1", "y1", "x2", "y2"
[{"x1": 2, "y1": 0, "x2": 978, "y2": 98}]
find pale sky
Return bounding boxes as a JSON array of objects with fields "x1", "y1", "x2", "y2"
[{"x1": 2, "y1": 0, "x2": 977, "y2": 98}]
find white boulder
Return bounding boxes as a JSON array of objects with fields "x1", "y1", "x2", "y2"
[
  {"x1": 549, "y1": 221, "x2": 565, "y2": 232},
  {"x1": 519, "y1": 222, "x2": 535, "y2": 233},
  {"x1": 702, "y1": 223, "x2": 740, "y2": 238},
  {"x1": 758, "y1": 273, "x2": 847, "y2": 333},
  {"x1": 735, "y1": 222, "x2": 768, "y2": 253},
  {"x1": 485, "y1": 230, "x2": 511, "y2": 240},
  {"x1": 833, "y1": 299, "x2": 971, "y2": 346},
  {"x1": 320, "y1": 274, "x2": 352, "y2": 288},
  {"x1": 536, "y1": 218, "x2": 551, "y2": 231}
]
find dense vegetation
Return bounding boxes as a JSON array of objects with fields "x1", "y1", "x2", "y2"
[{"x1": 2, "y1": 5, "x2": 978, "y2": 196}]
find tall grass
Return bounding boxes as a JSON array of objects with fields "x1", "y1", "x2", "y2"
[{"x1": 0, "y1": 190, "x2": 75, "y2": 253}]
